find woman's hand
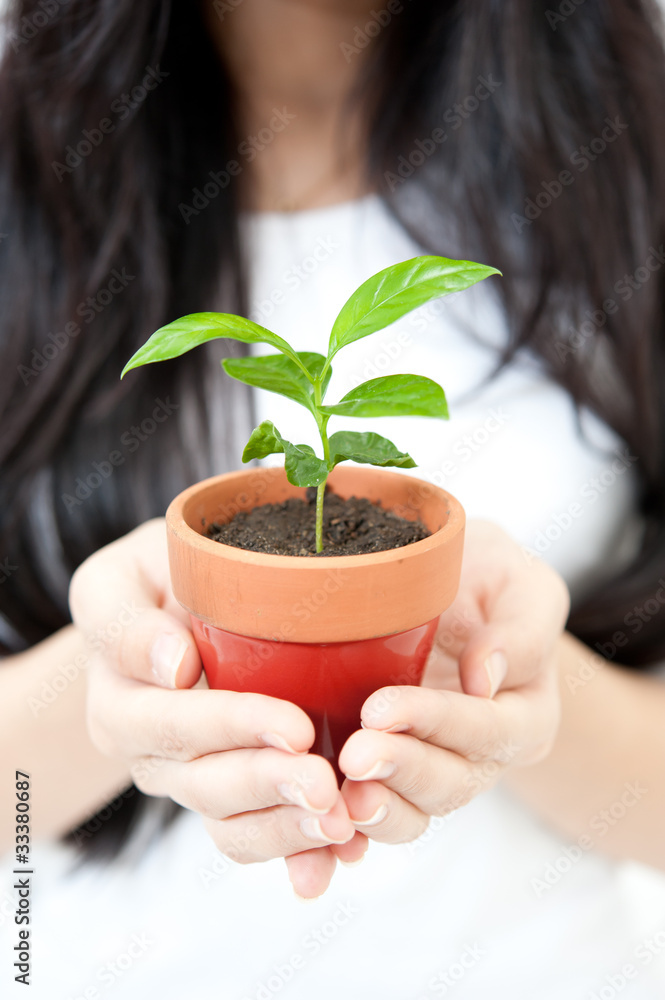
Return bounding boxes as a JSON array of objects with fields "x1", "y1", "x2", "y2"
[
  {"x1": 69, "y1": 519, "x2": 366, "y2": 899},
  {"x1": 337, "y1": 520, "x2": 570, "y2": 843}
]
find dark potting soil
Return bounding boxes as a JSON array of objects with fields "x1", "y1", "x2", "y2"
[{"x1": 206, "y1": 489, "x2": 431, "y2": 556}]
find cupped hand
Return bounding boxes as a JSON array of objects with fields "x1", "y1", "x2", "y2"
[
  {"x1": 69, "y1": 519, "x2": 366, "y2": 900},
  {"x1": 337, "y1": 520, "x2": 570, "y2": 843}
]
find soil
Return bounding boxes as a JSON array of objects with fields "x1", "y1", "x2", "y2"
[{"x1": 206, "y1": 488, "x2": 431, "y2": 557}]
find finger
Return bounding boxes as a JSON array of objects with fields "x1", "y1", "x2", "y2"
[
  {"x1": 435, "y1": 521, "x2": 569, "y2": 696},
  {"x1": 134, "y1": 747, "x2": 342, "y2": 818},
  {"x1": 70, "y1": 519, "x2": 202, "y2": 689},
  {"x1": 453, "y1": 565, "x2": 568, "y2": 699},
  {"x1": 341, "y1": 779, "x2": 430, "y2": 844},
  {"x1": 338, "y1": 727, "x2": 505, "y2": 819},
  {"x1": 202, "y1": 795, "x2": 355, "y2": 864},
  {"x1": 120, "y1": 608, "x2": 202, "y2": 689},
  {"x1": 285, "y1": 849, "x2": 337, "y2": 900},
  {"x1": 457, "y1": 560, "x2": 568, "y2": 697},
  {"x1": 87, "y1": 666, "x2": 316, "y2": 761},
  {"x1": 428, "y1": 595, "x2": 485, "y2": 665},
  {"x1": 363, "y1": 679, "x2": 559, "y2": 765},
  {"x1": 360, "y1": 685, "x2": 527, "y2": 762},
  {"x1": 330, "y1": 831, "x2": 370, "y2": 866}
]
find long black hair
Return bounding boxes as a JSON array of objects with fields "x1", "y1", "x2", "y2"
[{"x1": 1, "y1": 0, "x2": 664, "y2": 856}]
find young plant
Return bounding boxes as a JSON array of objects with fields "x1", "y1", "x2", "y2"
[{"x1": 122, "y1": 255, "x2": 500, "y2": 552}]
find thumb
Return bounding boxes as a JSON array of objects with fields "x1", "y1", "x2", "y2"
[
  {"x1": 69, "y1": 520, "x2": 202, "y2": 690},
  {"x1": 119, "y1": 608, "x2": 202, "y2": 689},
  {"x1": 458, "y1": 629, "x2": 508, "y2": 699},
  {"x1": 457, "y1": 563, "x2": 569, "y2": 699}
]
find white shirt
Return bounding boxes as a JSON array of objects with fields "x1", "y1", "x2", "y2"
[{"x1": 2, "y1": 195, "x2": 664, "y2": 1000}]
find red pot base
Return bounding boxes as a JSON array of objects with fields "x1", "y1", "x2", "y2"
[{"x1": 191, "y1": 617, "x2": 438, "y2": 782}]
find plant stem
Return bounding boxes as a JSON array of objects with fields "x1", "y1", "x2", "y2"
[
  {"x1": 288, "y1": 351, "x2": 317, "y2": 383},
  {"x1": 313, "y1": 378, "x2": 331, "y2": 554},
  {"x1": 315, "y1": 481, "x2": 326, "y2": 554}
]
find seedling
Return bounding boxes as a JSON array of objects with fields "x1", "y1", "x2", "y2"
[{"x1": 122, "y1": 255, "x2": 500, "y2": 552}]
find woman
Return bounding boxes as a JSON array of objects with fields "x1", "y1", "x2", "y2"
[{"x1": 1, "y1": 0, "x2": 665, "y2": 996}]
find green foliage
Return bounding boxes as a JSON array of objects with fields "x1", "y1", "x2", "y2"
[
  {"x1": 327, "y1": 256, "x2": 500, "y2": 359},
  {"x1": 122, "y1": 255, "x2": 500, "y2": 550},
  {"x1": 222, "y1": 353, "x2": 331, "y2": 416},
  {"x1": 327, "y1": 431, "x2": 416, "y2": 470},
  {"x1": 320, "y1": 374, "x2": 448, "y2": 420},
  {"x1": 242, "y1": 421, "x2": 328, "y2": 487},
  {"x1": 121, "y1": 312, "x2": 306, "y2": 378}
]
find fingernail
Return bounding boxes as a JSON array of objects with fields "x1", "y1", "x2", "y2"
[
  {"x1": 293, "y1": 891, "x2": 321, "y2": 903},
  {"x1": 278, "y1": 783, "x2": 329, "y2": 815},
  {"x1": 150, "y1": 633, "x2": 188, "y2": 688},
  {"x1": 339, "y1": 856, "x2": 366, "y2": 868},
  {"x1": 360, "y1": 721, "x2": 410, "y2": 734},
  {"x1": 344, "y1": 760, "x2": 396, "y2": 782},
  {"x1": 352, "y1": 804, "x2": 388, "y2": 827},
  {"x1": 484, "y1": 651, "x2": 508, "y2": 698},
  {"x1": 260, "y1": 733, "x2": 306, "y2": 755},
  {"x1": 300, "y1": 817, "x2": 352, "y2": 844}
]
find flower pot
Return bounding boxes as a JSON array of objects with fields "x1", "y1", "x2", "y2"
[{"x1": 166, "y1": 466, "x2": 465, "y2": 779}]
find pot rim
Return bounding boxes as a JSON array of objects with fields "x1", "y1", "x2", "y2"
[
  {"x1": 166, "y1": 465, "x2": 465, "y2": 642},
  {"x1": 167, "y1": 466, "x2": 463, "y2": 567}
]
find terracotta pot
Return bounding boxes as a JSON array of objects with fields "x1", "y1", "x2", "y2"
[{"x1": 166, "y1": 466, "x2": 465, "y2": 776}]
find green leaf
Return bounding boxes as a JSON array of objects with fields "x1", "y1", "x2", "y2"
[
  {"x1": 242, "y1": 420, "x2": 328, "y2": 488},
  {"x1": 121, "y1": 312, "x2": 304, "y2": 378},
  {"x1": 222, "y1": 352, "x2": 331, "y2": 414},
  {"x1": 328, "y1": 430, "x2": 416, "y2": 470},
  {"x1": 320, "y1": 374, "x2": 449, "y2": 420},
  {"x1": 327, "y1": 255, "x2": 501, "y2": 360}
]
